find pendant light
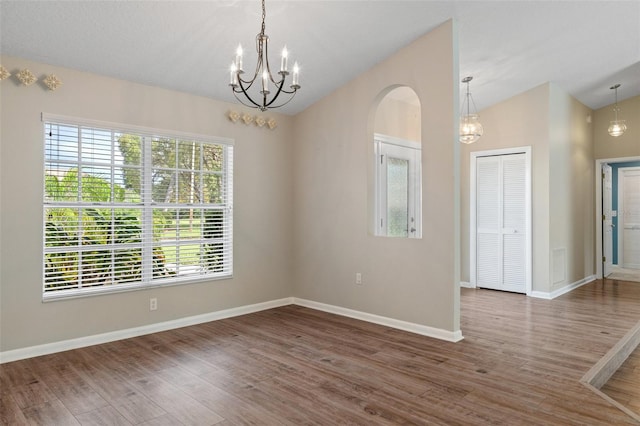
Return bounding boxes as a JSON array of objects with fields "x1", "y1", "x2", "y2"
[
  {"x1": 460, "y1": 76, "x2": 483, "y2": 144},
  {"x1": 608, "y1": 84, "x2": 627, "y2": 137}
]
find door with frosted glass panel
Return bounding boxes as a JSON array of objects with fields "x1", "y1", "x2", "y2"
[
  {"x1": 476, "y1": 154, "x2": 527, "y2": 293},
  {"x1": 375, "y1": 137, "x2": 421, "y2": 238}
]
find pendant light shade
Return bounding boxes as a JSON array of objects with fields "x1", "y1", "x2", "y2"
[
  {"x1": 460, "y1": 76, "x2": 483, "y2": 144},
  {"x1": 608, "y1": 84, "x2": 626, "y2": 137}
]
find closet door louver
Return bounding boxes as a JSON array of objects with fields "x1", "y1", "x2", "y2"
[{"x1": 476, "y1": 153, "x2": 526, "y2": 293}]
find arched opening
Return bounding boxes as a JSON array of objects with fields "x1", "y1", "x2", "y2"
[{"x1": 372, "y1": 86, "x2": 422, "y2": 238}]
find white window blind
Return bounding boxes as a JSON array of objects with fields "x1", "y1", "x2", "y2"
[{"x1": 43, "y1": 115, "x2": 233, "y2": 299}]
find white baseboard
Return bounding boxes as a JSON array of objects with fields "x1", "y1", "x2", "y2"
[
  {"x1": 530, "y1": 275, "x2": 596, "y2": 300},
  {"x1": 1, "y1": 296, "x2": 465, "y2": 364},
  {"x1": 293, "y1": 298, "x2": 463, "y2": 343},
  {"x1": 460, "y1": 281, "x2": 474, "y2": 289},
  {"x1": 0, "y1": 297, "x2": 294, "y2": 364}
]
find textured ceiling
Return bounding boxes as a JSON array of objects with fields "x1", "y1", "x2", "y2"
[{"x1": 1, "y1": 1, "x2": 639, "y2": 115}]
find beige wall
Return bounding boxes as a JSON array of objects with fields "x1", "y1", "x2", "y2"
[
  {"x1": 548, "y1": 84, "x2": 594, "y2": 290},
  {"x1": 374, "y1": 93, "x2": 421, "y2": 142},
  {"x1": 460, "y1": 83, "x2": 595, "y2": 294},
  {"x1": 461, "y1": 83, "x2": 551, "y2": 292},
  {"x1": 1, "y1": 21, "x2": 462, "y2": 354},
  {"x1": 0, "y1": 56, "x2": 294, "y2": 352},
  {"x1": 593, "y1": 94, "x2": 640, "y2": 160},
  {"x1": 292, "y1": 21, "x2": 460, "y2": 333}
]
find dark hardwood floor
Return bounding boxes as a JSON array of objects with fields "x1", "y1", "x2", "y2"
[{"x1": 2, "y1": 278, "x2": 640, "y2": 425}]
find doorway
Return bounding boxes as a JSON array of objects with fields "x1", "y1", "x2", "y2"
[
  {"x1": 596, "y1": 157, "x2": 640, "y2": 282},
  {"x1": 470, "y1": 147, "x2": 532, "y2": 294}
]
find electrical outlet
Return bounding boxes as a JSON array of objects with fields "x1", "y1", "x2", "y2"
[
  {"x1": 356, "y1": 272, "x2": 362, "y2": 285},
  {"x1": 149, "y1": 297, "x2": 158, "y2": 311}
]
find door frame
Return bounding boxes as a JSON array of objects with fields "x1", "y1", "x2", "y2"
[
  {"x1": 470, "y1": 146, "x2": 532, "y2": 295},
  {"x1": 595, "y1": 156, "x2": 640, "y2": 278},
  {"x1": 602, "y1": 164, "x2": 613, "y2": 277}
]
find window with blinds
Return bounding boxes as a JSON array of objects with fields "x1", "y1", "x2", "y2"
[{"x1": 43, "y1": 115, "x2": 233, "y2": 299}]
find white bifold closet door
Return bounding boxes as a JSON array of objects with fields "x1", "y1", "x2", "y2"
[{"x1": 476, "y1": 154, "x2": 526, "y2": 293}]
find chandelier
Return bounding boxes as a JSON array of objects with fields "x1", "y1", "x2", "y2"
[
  {"x1": 608, "y1": 84, "x2": 627, "y2": 137},
  {"x1": 229, "y1": 0, "x2": 300, "y2": 111},
  {"x1": 459, "y1": 76, "x2": 483, "y2": 144}
]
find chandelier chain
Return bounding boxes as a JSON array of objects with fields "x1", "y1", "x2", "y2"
[{"x1": 261, "y1": 0, "x2": 266, "y2": 36}]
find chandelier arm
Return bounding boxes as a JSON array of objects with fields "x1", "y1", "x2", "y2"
[
  {"x1": 236, "y1": 75, "x2": 257, "y2": 91},
  {"x1": 232, "y1": 91, "x2": 262, "y2": 110},
  {"x1": 263, "y1": 90, "x2": 298, "y2": 110},
  {"x1": 277, "y1": 87, "x2": 298, "y2": 95},
  {"x1": 264, "y1": 79, "x2": 287, "y2": 108},
  {"x1": 262, "y1": 31, "x2": 275, "y2": 83},
  {"x1": 236, "y1": 50, "x2": 264, "y2": 90},
  {"x1": 234, "y1": 82, "x2": 263, "y2": 109}
]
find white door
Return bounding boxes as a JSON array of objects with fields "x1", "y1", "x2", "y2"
[
  {"x1": 602, "y1": 164, "x2": 613, "y2": 276},
  {"x1": 475, "y1": 153, "x2": 528, "y2": 293},
  {"x1": 619, "y1": 168, "x2": 640, "y2": 269},
  {"x1": 374, "y1": 135, "x2": 421, "y2": 238}
]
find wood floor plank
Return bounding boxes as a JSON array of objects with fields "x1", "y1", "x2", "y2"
[
  {"x1": 132, "y1": 375, "x2": 224, "y2": 426},
  {"x1": 39, "y1": 366, "x2": 109, "y2": 415},
  {"x1": 0, "y1": 393, "x2": 29, "y2": 425},
  {"x1": 1, "y1": 279, "x2": 640, "y2": 425},
  {"x1": 22, "y1": 399, "x2": 80, "y2": 425},
  {"x1": 74, "y1": 406, "x2": 133, "y2": 426}
]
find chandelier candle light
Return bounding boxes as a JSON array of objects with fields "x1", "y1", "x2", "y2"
[
  {"x1": 608, "y1": 84, "x2": 627, "y2": 137},
  {"x1": 459, "y1": 76, "x2": 483, "y2": 144},
  {"x1": 229, "y1": 0, "x2": 300, "y2": 111}
]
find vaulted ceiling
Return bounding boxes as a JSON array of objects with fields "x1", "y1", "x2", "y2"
[{"x1": 1, "y1": 1, "x2": 638, "y2": 115}]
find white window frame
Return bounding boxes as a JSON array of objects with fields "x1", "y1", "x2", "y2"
[
  {"x1": 42, "y1": 113, "x2": 233, "y2": 300},
  {"x1": 374, "y1": 133, "x2": 422, "y2": 238}
]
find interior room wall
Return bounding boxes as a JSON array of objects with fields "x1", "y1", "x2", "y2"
[
  {"x1": 0, "y1": 56, "x2": 294, "y2": 353},
  {"x1": 461, "y1": 83, "x2": 596, "y2": 295},
  {"x1": 292, "y1": 21, "x2": 461, "y2": 335},
  {"x1": 374, "y1": 95, "x2": 421, "y2": 142},
  {"x1": 593, "y1": 95, "x2": 640, "y2": 160},
  {"x1": 547, "y1": 84, "x2": 594, "y2": 291},
  {"x1": 592, "y1": 95, "x2": 639, "y2": 278},
  {"x1": 460, "y1": 83, "x2": 551, "y2": 293}
]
